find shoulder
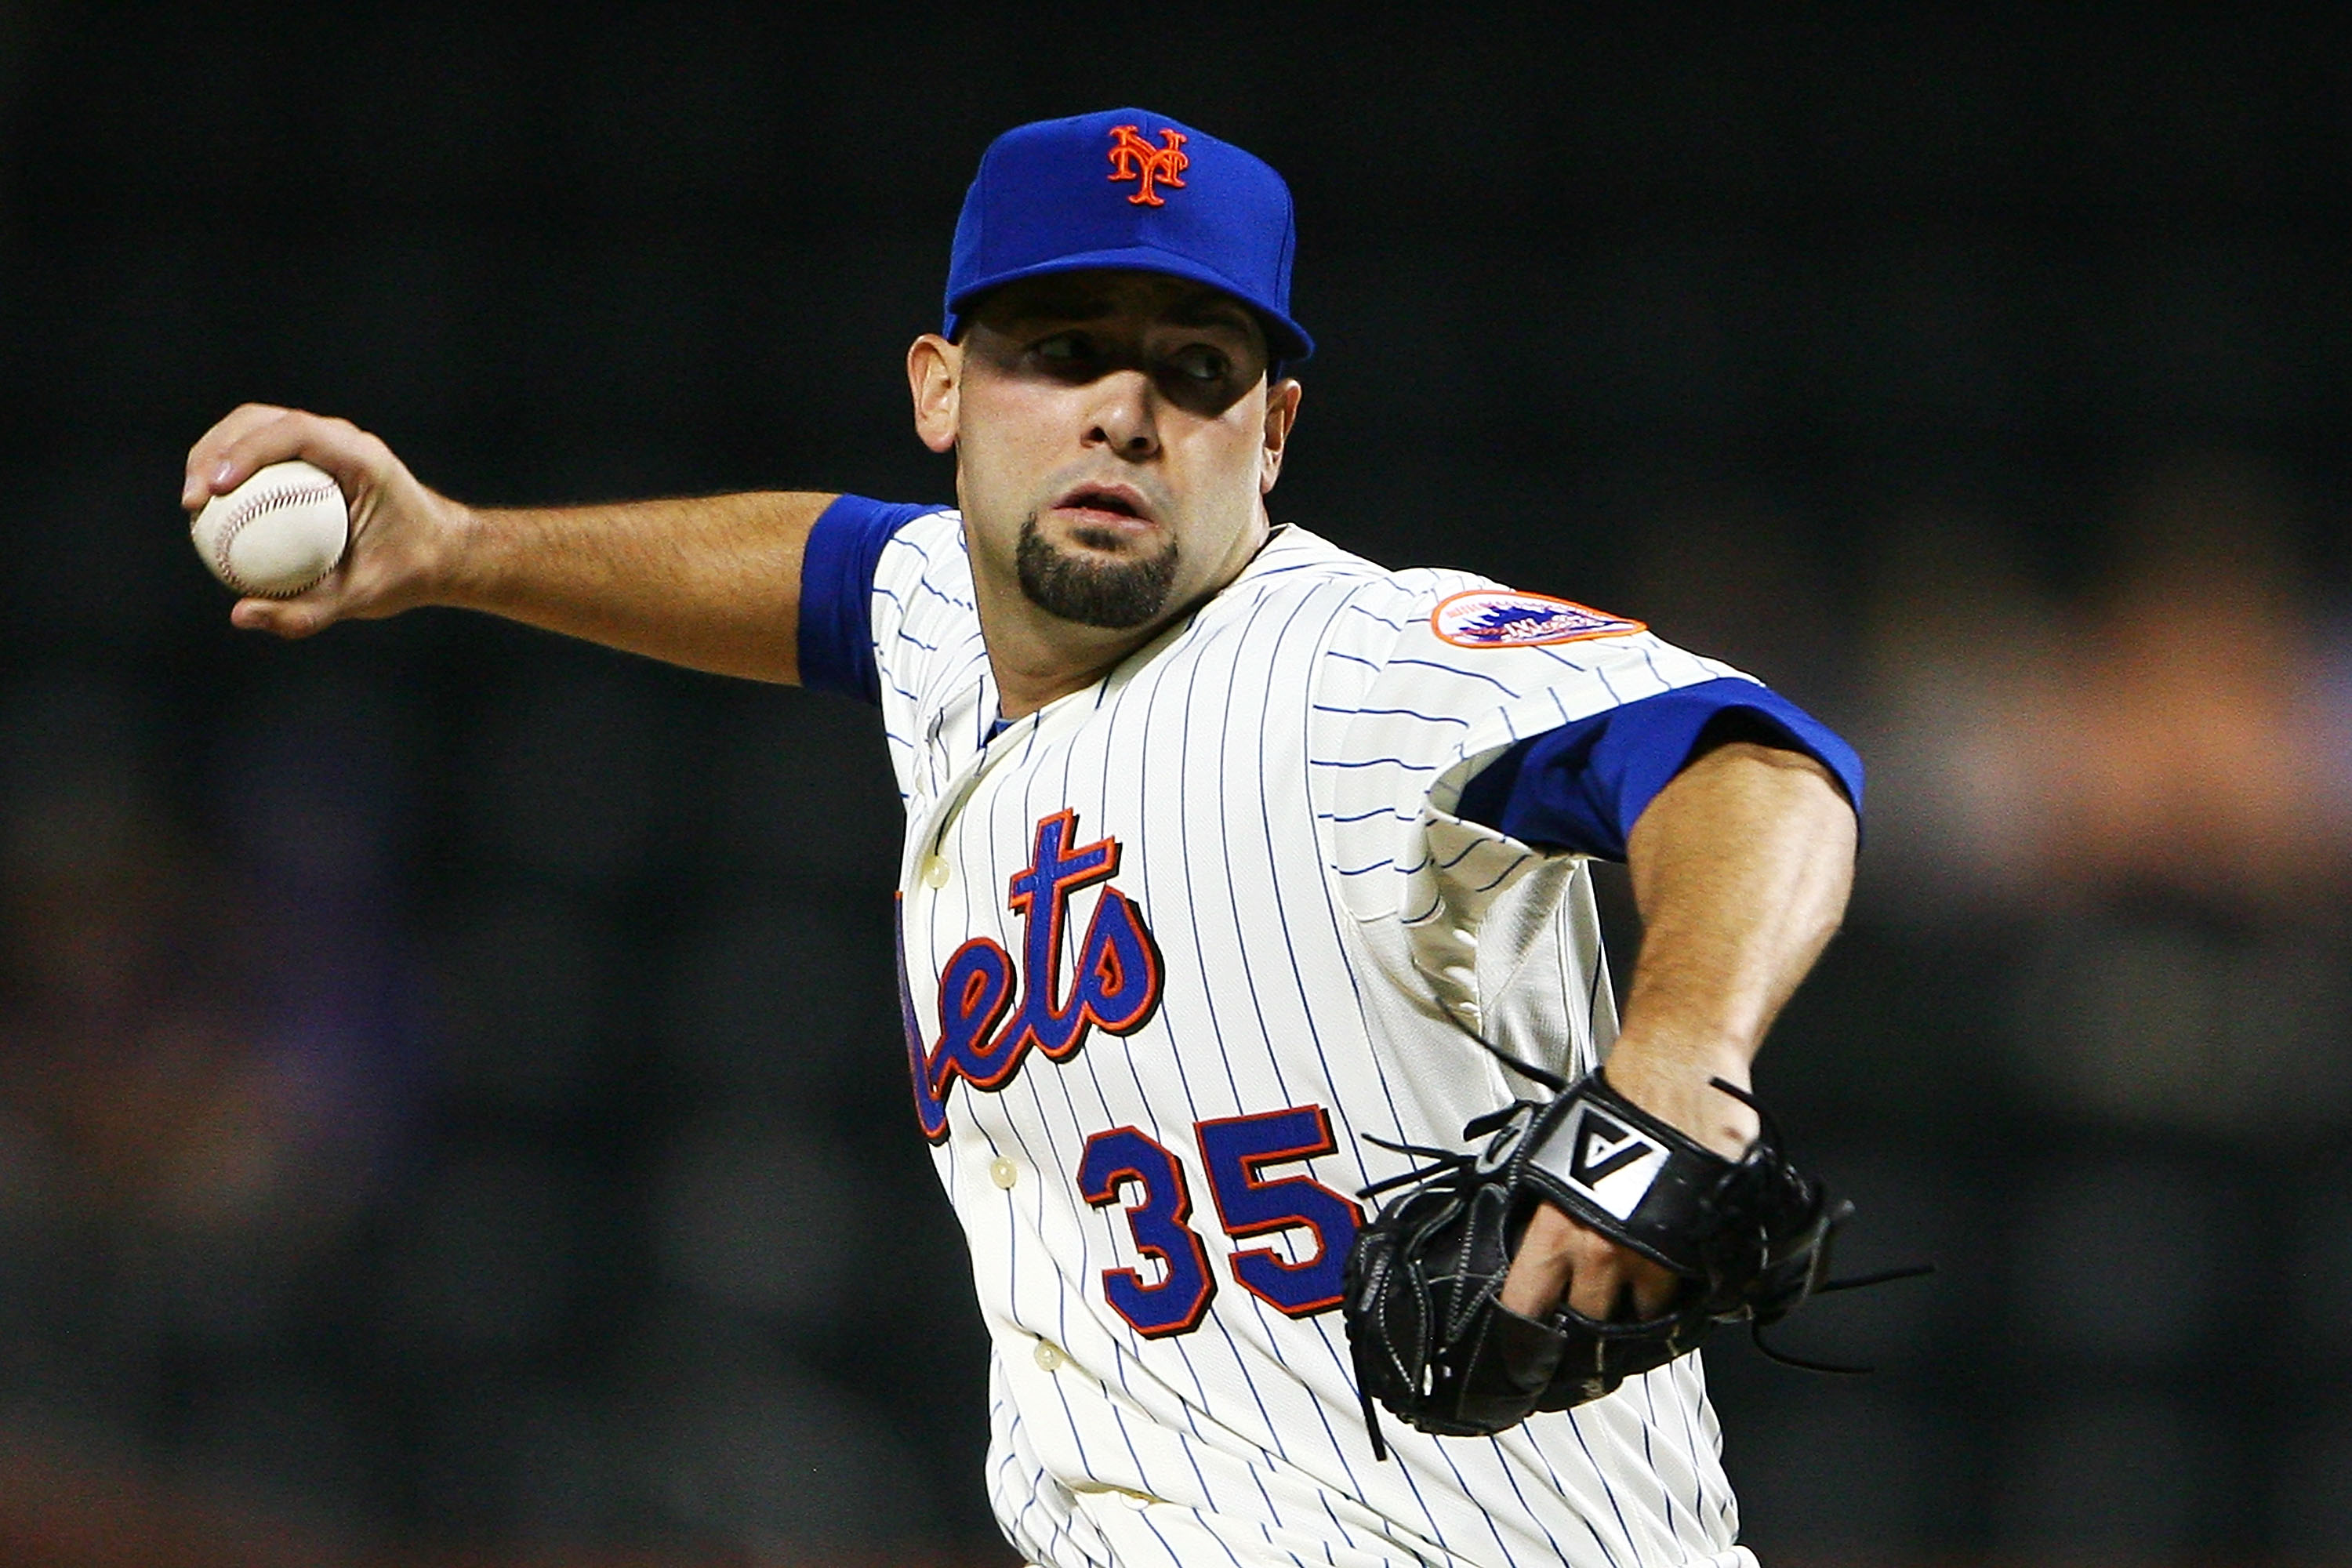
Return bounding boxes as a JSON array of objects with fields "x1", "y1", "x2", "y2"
[
  {"x1": 1208, "y1": 535, "x2": 1658, "y2": 703},
  {"x1": 1201, "y1": 526, "x2": 1479, "y2": 646},
  {"x1": 869, "y1": 505, "x2": 967, "y2": 582},
  {"x1": 862, "y1": 507, "x2": 985, "y2": 726},
  {"x1": 801, "y1": 495, "x2": 967, "y2": 625},
  {"x1": 1301, "y1": 550, "x2": 1754, "y2": 788},
  {"x1": 868, "y1": 507, "x2": 976, "y2": 623}
]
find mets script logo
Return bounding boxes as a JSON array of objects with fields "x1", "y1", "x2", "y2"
[
  {"x1": 1107, "y1": 124, "x2": 1189, "y2": 206},
  {"x1": 1431, "y1": 590, "x2": 1646, "y2": 649},
  {"x1": 902, "y1": 810, "x2": 1163, "y2": 1142}
]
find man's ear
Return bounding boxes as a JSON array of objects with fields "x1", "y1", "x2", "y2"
[
  {"x1": 1259, "y1": 377, "x2": 1303, "y2": 495},
  {"x1": 909, "y1": 334, "x2": 961, "y2": 454}
]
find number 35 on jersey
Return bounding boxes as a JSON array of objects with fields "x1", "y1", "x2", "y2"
[{"x1": 899, "y1": 809, "x2": 1364, "y2": 1340}]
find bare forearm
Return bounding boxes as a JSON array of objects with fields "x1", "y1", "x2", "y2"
[
  {"x1": 1499, "y1": 739, "x2": 1856, "y2": 1317},
  {"x1": 1606, "y1": 739, "x2": 1858, "y2": 1152},
  {"x1": 441, "y1": 491, "x2": 837, "y2": 683},
  {"x1": 183, "y1": 405, "x2": 842, "y2": 684}
]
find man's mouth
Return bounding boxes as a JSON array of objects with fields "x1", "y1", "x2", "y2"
[{"x1": 1051, "y1": 484, "x2": 1156, "y2": 529}]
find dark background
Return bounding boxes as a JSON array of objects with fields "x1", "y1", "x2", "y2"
[{"x1": 4, "y1": 7, "x2": 2350, "y2": 1565}]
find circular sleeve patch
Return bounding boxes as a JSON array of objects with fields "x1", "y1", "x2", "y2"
[{"x1": 1430, "y1": 590, "x2": 1646, "y2": 648}]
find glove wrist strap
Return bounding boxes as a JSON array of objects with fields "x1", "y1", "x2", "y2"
[{"x1": 1512, "y1": 1069, "x2": 1741, "y2": 1278}]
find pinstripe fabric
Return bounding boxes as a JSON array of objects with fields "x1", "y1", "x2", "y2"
[{"x1": 877, "y1": 515, "x2": 1757, "y2": 1568}]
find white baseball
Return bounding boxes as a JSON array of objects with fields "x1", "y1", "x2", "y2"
[{"x1": 191, "y1": 459, "x2": 350, "y2": 598}]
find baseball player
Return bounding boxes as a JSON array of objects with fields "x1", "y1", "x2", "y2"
[{"x1": 185, "y1": 110, "x2": 1860, "y2": 1568}]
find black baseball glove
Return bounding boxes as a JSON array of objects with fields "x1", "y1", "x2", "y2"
[{"x1": 1342, "y1": 1063, "x2": 1888, "y2": 1456}]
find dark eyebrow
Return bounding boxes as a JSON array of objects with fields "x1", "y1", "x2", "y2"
[{"x1": 1162, "y1": 296, "x2": 1258, "y2": 334}]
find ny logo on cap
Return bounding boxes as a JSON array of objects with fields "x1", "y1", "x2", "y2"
[{"x1": 1107, "y1": 125, "x2": 1189, "y2": 206}]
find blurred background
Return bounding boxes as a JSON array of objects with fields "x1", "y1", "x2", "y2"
[{"x1": 2, "y1": 5, "x2": 2348, "y2": 1565}]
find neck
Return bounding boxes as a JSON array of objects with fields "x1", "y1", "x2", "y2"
[
  {"x1": 978, "y1": 590, "x2": 1165, "y2": 720},
  {"x1": 977, "y1": 524, "x2": 1274, "y2": 719}
]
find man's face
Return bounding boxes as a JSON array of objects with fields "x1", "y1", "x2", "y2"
[{"x1": 913, "y1": 270, "x2": 1300, "y2": 637}]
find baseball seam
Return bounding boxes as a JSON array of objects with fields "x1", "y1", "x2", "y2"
[{"x1": 207, "y1": 477, "x2": 343, "y2": 597}]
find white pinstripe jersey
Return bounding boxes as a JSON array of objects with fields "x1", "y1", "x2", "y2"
[{"x1": 875, "y1": 511, "x2": 1767, "y2": 1568}]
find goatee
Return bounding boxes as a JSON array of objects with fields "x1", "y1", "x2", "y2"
[{"x1": 1015, "y1": 515, "x2": 1180, "y2": 630}]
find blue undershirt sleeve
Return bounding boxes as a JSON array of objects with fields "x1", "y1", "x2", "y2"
[
  {"x1": 1450, "y1": 676, "x2": 1864, "y2": 862},
  {"x1": 796, "y1": 495, "x2": 938, "y2": 706}
]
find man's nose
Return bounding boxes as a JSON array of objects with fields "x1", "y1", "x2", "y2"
[{"x1": 1085, "y1": 369, "x2": 1160, "y2": 459}]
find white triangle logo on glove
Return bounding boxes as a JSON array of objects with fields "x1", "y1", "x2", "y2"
[{"x1": 1561, "y1": 1103, "x2": 1669, "y2": 1220}]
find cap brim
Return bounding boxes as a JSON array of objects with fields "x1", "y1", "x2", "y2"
[{"x1": 945, "y1": 244, "x2": 1313, "y2": 363}]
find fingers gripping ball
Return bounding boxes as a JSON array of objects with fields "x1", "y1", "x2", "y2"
[
  {"x1": 1342, "y1": 1069, "x2": 1867, "y2": 1456},
  {"x1": 191, "y1": 459, "x2": 349, "y2": 597}
]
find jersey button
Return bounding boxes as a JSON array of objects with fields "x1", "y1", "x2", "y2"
[
  {"x1": 988, "y1": 1156, "x2": 1019, "y2": 1189},
  {"x1": 920, "y1": 855, "x2": 952, "y2": 889},
  {"x1": 1033, "y1": 1340, "x2": 1065, "y2": 1373}
]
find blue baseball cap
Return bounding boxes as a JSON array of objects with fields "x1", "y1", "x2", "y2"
[{"x1": 942, "y1": 108, "x2": 1313, "y2": 363}]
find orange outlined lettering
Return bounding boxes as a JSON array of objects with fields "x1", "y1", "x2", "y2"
[{"x1": 1107, "y1": 125, "x2": 1190, "y2": 206}]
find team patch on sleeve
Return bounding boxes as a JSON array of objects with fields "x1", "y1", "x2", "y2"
[{"x1": 1430, "y1": 590, "x2": 1646, "y2": 648}]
